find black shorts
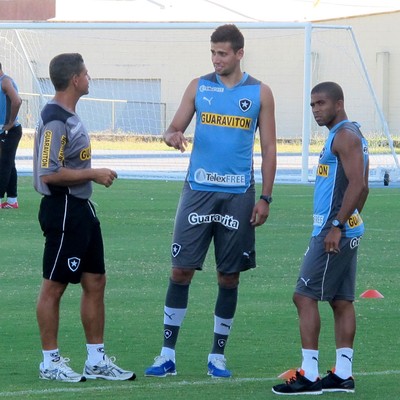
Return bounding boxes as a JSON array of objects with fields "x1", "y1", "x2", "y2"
[
  {"x1": 171, "y1": 182, "x2": 256, "y2": 273},
  {"x1": 39, "y1": 194, "x2": 105, "y2": 284}
]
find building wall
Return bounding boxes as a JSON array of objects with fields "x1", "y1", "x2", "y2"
[
  {"x1": 0, "y1": 0, "x2": 55, "y2": 20},
  {"x1": 318, "y1": 11, "x2": 400, "y2": 138}
]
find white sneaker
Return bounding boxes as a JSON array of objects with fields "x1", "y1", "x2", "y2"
[
  {"x1": 83, "y1": 355, "x2": 136, "y2": 381},
  {"x1": 39, "y1": 357, "x2": 86, "y2": 382}
]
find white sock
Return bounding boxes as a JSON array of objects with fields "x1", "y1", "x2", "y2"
[
  {"x1": 335, "y1": 347, "x2": 353, "y2": 379},
  {"x1": 163, "y1": 306, "x2": 187, "y2": 326},
  {"x1": 160, "y1": 347, "x2": 175, "y2": 362},
  {"x1": 42, "y1": 349, "x2": 60, "y2": 368},
  {"x1": 214, "y1": 316, "x2": 233, "y2": 335},
  {"x1": 208, "y1": 353, "x2": 225, "y2": 363},
  {"x1": 7, "y1": 197, "x2": 17, "y2": 204},
  {"x1": 86, "y1": 343, "x2": 105, "y2": 366},
  {"x1": 301, "y1": 349, "x2": 319, "y2": 381}
]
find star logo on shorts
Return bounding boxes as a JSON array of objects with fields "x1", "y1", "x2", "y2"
[
  {"x1": 67, "y1": 257, "x2": 81, "y2": 272},
  {"x1": 239, "y1": 98, "x2": 252, "y2": 112},
  {"x1": 171, "y1": 243, "x2": 181, "y2": 258}
]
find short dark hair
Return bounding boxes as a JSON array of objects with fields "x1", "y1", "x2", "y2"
[
  {"x1": 0, "y1": 62, "x2": 2, "y2": 70},
  {"x1": 311, "y1": 81, "x2": 344, "y2": 102},
  {"x1": 210, "y1": 24, "x2": 244, "y2": 52},
  {"x1": 49, "y1": 53, "x2": 85, "y2": 91}
]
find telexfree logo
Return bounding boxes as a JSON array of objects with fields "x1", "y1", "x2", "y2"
[{"x1": 194, "y1": 168, "x2": 245, "y2": 187}]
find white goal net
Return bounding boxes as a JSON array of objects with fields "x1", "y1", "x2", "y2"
[{"x1": 1, "y1": 22, "x2": 398, "y2": 182}]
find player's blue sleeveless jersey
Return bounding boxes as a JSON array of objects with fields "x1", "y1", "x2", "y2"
[
  {"x1": 0, "y1": 74, "x2": 20, "y2": 128},
  {"x1": 312, "y1": 120, "x2": 369, "y2": 237},
  {"x1": 187, "y1": 72, "x2": 261, "y2": 193}
]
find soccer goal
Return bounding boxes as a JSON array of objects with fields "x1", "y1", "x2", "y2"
[{"x1": 1, "y1": 21, "x2": 398, "y2": 182}]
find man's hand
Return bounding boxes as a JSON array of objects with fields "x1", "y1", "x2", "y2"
[
  {"x1": 164, "y1": 131, "x2": 188, "y2": 153},
  {"x1": 93, "y1": 168, "x2": 118, "y2": 187},
  {"x1": 324, "y1": 228, "x2": 341, "y2": 253},
  {"x1": 250, "y1": 200, "x2": 270, "y2": 227}
]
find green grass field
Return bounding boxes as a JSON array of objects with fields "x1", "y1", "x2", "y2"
[{"x1": 0, "y1": 177, "x2": 399, "y2": 399}]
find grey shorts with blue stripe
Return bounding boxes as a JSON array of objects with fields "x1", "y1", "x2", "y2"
[
  {"x1": 170, "y1": 182, "x2": 256, "y2": 274},
  {"x1": 295, "y1": 235, "x2": 362, "y2": 301}
]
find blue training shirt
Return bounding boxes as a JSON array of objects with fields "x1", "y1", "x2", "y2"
[
  {"x1": 312, "y1": 120, "x2": 369, "y2": 237},
  {"x1": 0, "y1": 74, "x2": 20, "y2": 128},
  {"x1": 187, "y1": 72, "x2": 261, "y2": 193}
]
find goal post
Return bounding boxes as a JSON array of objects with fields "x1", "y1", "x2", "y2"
[{"x1": 1, "y1": 21, "x2": 398, "y2": 182}]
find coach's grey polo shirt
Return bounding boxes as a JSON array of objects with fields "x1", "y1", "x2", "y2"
[{"x1": 33, "y1": 100, "x2": 92, "y2": 199}]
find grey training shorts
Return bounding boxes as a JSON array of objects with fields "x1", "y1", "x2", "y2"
[
  {"x1": 295, "y1": 235, "x2": 362, "y2": 301},
  {"x1": 170, "y1": 182, "x2": 256, "y2": 274}
]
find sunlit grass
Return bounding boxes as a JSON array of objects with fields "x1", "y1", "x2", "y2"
[{"x1": 0, "y1": 179, "x2": 399, "y2": 400}]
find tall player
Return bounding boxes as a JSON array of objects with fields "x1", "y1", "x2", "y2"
[
  {"x1": 34, "y1": 53, "x2": 135, "y2": 383},
  {"x1": 272, "y1": 82, "x2": 369, "y2": 395},
  {"x1": 145, "y1": 24, "x2": 277, "y2": 378}
]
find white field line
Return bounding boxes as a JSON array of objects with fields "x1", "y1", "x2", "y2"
[{"x1": 1, "y1": 370, "x2": 400, "y2": 397}]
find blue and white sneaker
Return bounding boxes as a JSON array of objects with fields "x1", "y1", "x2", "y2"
[
  {"x1": 39, "y1": 357, "x2": 86, "y2": 383},
  {"x1": 83, "y1": 355, "x2": 136, "y2": 381},
  {"x1": 207, "y1": 357, "x2": 232, "y2": 378},
  {"x1": 145, "y1": 355, "x2": 177, "y2": 377}
]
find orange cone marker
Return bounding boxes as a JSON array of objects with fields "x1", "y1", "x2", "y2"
[
  {"x1": 360, "y1": 289, "x2": 384, "y2": 298},
  {"x1": 278, "y1": 369, "x2": 297, "y2": 380}
]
